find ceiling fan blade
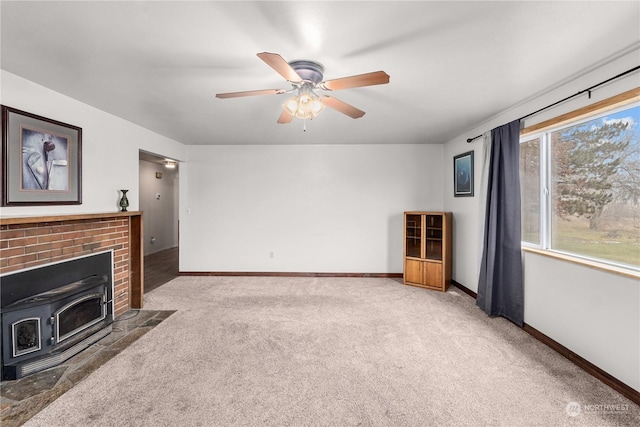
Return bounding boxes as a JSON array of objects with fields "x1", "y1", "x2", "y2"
[
  {"x1": 320, "y1": 71, "x2": 390, "y2": 91},
  {"x1": 215, "y1": 89, "x2": 284, "y2": 99},
  {"x1": 320, "y1": 96, "x2": 365, "y2": 119},
  {"x1": 277, "y1": 110, "x2": 294, "y2": 124},
  {"x1": 257, "y1": 52, "x2": 303, "y2": 83}
]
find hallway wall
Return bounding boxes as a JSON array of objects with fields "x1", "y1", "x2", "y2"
[{"x1": 139, "y1": 159, "x2": 179, "y2": 255}]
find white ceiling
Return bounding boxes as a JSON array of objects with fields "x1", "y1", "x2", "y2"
[{"x1": 1, "y1": 1, "x2": 639, "y2": 146}]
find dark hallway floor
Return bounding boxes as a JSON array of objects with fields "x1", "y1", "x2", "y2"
[{"x1": 144, "y1": 246, "x2": 179, "y2": 293}]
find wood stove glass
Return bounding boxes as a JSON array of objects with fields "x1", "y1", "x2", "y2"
[
  {"x1": 56, "y1": 292, "x2": 106, "y2": 343},
  {"x1": 12, "y1": 318, "x2": 41, "y2": 357}
]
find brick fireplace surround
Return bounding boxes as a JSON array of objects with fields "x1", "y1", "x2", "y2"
[{"x1": 0, "y1": 212, "x2": 143, "y2": 315}]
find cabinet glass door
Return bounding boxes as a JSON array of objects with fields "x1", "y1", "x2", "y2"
[
  {"x1": 427, "y1": 215, "x2": 442, "y2": 228},
  {"x1": 426, "y1": 239, "x2": 443, "y2": 260},
  {"x1": 425, "y1": 214, "x2": 443, "y2": 260},
  {"x1": 405, "y1": 214, "x2": 422, "y2": 258}
]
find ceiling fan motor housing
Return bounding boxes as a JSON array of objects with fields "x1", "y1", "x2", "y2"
[{"x1": 289, "y1": 60, "x2": 325, "y2": 84}]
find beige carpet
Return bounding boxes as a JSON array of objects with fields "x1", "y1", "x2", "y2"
[{"x1": 23, "y1": 276, "x2": 639, "y2": 426}]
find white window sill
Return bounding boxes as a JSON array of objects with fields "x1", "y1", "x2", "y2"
[{"x1": 522, "y1": 246, "x2": 640, "y2": 280}]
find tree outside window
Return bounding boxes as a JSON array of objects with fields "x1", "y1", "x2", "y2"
[{"x1": 520, "y1": 103, "x2": 639, "y2": 269}]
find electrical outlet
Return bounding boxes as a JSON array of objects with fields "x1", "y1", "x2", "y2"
[{"x1": 150, "y1": 237, "x2": 156, "y2": 244}]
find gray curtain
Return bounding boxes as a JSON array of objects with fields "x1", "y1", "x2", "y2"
[{"x1": 476, "y1": 119, "x2": 524, "y2": 326}]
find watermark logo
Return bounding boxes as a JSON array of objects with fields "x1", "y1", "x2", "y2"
[
  {"x1": 565, "y1": 401, "x2": 629, "y2": 417},
  {"x1": 566, "y1": 401, "x2": 581, "y2": 417}
]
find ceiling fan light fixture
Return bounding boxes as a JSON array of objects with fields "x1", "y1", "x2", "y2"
[
  {"x1": 311, "y1": 98, "x2": 325, "y2": 116},
  {"x1": 283, "y1": 85, "x2": 325, "y2": 120},
  {"x1": 283, "y1": 97, "x2": 299, "y2": 115},
  {"x1": 296, "y1": 93, "x2": 314, "y2": 119}
]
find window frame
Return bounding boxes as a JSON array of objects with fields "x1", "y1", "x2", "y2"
[{"x1": 519, "y1": 88, "x2": 640, "y2": 279}]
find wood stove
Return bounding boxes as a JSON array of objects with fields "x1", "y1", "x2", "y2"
[{"x1": 1, "y1": 251, "x2": 114, "y2": 380}]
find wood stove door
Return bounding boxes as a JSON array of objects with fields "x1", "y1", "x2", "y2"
[
  {"x1": 1, "y1": 304, "x2": 51, "y2": 364},
  {"x1": 54, "y1": 290, "x2": 107, "y2": 344}
]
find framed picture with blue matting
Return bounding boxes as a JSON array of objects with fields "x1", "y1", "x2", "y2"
[{"x1": 454, "y1": 150, "x2": 473, "y2": 197}]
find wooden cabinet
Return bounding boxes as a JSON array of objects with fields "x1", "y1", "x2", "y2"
[{"x1": 403, "y1": 212, "x2": 452, "y2": 291}]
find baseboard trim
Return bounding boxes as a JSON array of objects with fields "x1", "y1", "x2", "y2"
[
  {"x1": 179, "y1": 271, "x2": 403, "y2": 278},
  {"x1": 451, "y1": 280, "x2": 477, "y2": 298},
  {"x1": 450, "y1": 280, "x2": 639, "y2": 406},
  {"x1": 522, "y1": 324, "x2": 640, "y2": 405}
]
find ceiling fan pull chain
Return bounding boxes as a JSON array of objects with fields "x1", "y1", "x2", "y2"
[{"x1": 303, "y1": 118, "x2": 307, "y2": 132}]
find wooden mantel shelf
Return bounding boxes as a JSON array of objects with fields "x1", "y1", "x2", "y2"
[
  {"x1": 0, "y1": 210, "x2": 142, "y2": 225},
  {"x1": 0, "y1": 211, "x2": 144, "y2": 311}
]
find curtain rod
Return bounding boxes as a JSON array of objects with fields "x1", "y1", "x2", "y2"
[{"x1": 466, "y1": 65, "x2": 640, "y2": 143}]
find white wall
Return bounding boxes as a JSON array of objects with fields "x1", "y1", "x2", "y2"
[
  {"x1": 523, "y1": 253, "x2": 639, "y2": 390},
  {"x1": 139, "y1": 159, "x2": 179, "y2": 255},
  {"x1": 180, "y1": 144, "x2": 442, "y2": 273},
  {"x1": 443, "y1": 48, "x2": 640, "y2": 391},
  {"x1": 0, "y1": 71, "x2": 186, "y2": 216}
]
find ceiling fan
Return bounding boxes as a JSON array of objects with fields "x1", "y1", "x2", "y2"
[{"x1": 215, "y1": 52, "x2": 390, "y2": 124}]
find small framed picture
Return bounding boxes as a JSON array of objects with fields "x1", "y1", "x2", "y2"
[
  {"x1": 454, "y1": 150, "x2": 474, "y2": 197},
  {"x1": 2, "y1": 106, "x2": 82, "y2": 206}
]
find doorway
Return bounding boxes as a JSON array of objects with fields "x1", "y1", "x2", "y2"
[{"x1": 139, "y1": 150, "x2": 179, "y2": 292}]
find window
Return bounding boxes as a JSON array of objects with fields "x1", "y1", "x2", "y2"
[
  {"x1": 520, "y1": 137, "x2": 540, "y2": 245},
  {"x1": 520, "y1": 98, "x2": 640, "y2": 270}
]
